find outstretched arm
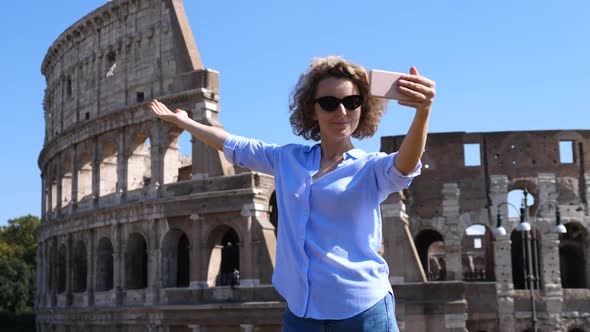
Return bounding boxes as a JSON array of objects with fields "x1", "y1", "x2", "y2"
[
  {"x1": 394, "y1": 67, "x2": 436, "y2": 175},
  {"x1": 150, "y1": 99, "x2": 229, "y2": 151}
]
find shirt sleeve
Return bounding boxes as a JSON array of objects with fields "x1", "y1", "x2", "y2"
[
  {"x1": 223, "y1": 134, "x2": 279, "y2": 175},
  {"x1": 373, "y1": 152, "x2": 422, "y2": 194}
]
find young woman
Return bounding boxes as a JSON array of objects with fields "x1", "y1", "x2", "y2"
[{"x1": 151, "y1": 56, "x2": 435, "y2": 332}]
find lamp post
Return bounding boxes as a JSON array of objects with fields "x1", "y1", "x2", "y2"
[{"x1": 494, "y1": 189, "x2": 567, "y2": 332}]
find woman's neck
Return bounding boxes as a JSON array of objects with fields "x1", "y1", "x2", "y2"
[{"x1": 320, "y1": 138, "x2": 354, "y2": 160}]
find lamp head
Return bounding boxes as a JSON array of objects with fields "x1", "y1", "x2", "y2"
[
  {"x1": 552, "y1": 224, "x2": 567, "y2": 234},
  {"x1": 493, "y1": 226, "x2": 507, "y2": 236},
  {"x1": 516, "y1": 221, "x2": 531, "y2": 232},
  {"x1": 551, "y1": 206, "x2": 567, "y2": 234},
  {"x1": 494, "y1": 210, "x2": 506, "y2": 236}
]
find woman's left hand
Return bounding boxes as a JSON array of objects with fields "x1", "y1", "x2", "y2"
[{"x1": 397, "y1": 66, "x2": 436, "y2": 114}]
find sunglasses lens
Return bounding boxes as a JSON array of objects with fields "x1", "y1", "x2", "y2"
[
  {"x1": 342, "y1": 95, "x2": 362, "y2": 110},
  {"x1": 316, "y1": 97, "x2": 340, "y2": 112}
]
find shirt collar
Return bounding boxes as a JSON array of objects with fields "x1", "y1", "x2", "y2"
[
  {"x1": 345, "y1": 149, "x2": 366, "y2": 160},
  {"x1": 307, "y1": 143, "x2": 366, "y2": 160}
]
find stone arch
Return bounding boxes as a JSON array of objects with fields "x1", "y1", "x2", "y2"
[
  {"x1": 125, "y1": 232, "x2": 148, "y2": 290},
  {"x1": 48, "y1": 243, "x2": 56, "y2": 293},
  {"x1": 76, "y1": 145, "x2": 93, "y2": 205},
  {"x1": 206, "y1": 225, "x2": 240, "y2": 287},
  {"x1": 72, "y1": 240, "x2": 87, "y2": 293},
  {"x1": 57, "y1": 243, "x2": 66, "y2": 294},
  {"x1": 415, "y1": 229, "x2": 445, "y2": 281},
  {"x1": 61, "y1": 152, "x2": 73, "y2": 208},
  {"x1": 127, "y1": 128, "x2": 152, "y2": 192},
  {"x1": 49, "y1": 163, "x2": 58, "y2": 212},
  {"x1": 511, "y1": 228, "x2": 542, "y2": 290},
  {"x1": 462, "y1": 224, "x2": 495, "y2": 281},
  {"x1": 269, "y1": 191, "x2": 278, "y2": 237},
  {"x1": 161, "y1": 228, "x2": 191, "y2": 288},
  {"x1": 96, "y1": 237, "x2": 114, "y2": 291},
  {"x1": 99, "y1": 137, "x2": 118, "y2": 197},
  {"x1": 559, "y1": 222, "x2": 588, "y2": 289},
  {"x1": 163, "y1": 127, "x2": 183, "y2": 184}
]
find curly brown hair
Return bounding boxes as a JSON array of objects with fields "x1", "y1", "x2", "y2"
[{"x1": 289, "y1": 56, "x2": 387, "y2": 141}]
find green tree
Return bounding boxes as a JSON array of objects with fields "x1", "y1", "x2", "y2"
[
  {"x1": 0, "y1": 215, "x2": 39, "y2": 266},
  {"x1": 0, "y1": 258, "x2": 32, "y2": 312},
  {"x1": 0, "y1": 215, "x2": 39, "y2": 313}
]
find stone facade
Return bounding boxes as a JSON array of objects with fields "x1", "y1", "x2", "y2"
[
  {"x1": 383, "y1": 131, "x2": 590, "y2": 331},
  {"x1": 36, "y1": 1, "x2": 589, "y2": 331}
]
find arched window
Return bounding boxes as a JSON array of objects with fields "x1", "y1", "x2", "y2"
[
  {"x1": 77, "y1": 149, "x2": 93, "y2": 206},
  {"x1": 559, "y1": 222, "x2": 588, "y2": 289},
  {"x1": 462, "y1": 224, "x2": 494, "y2": 281},
  {"x1": 163, "y1": 129, "x2": 182, "y2": 184},
  {"x1": 127, "y1": 132, "x2": 151, "y2": 192},
  {"x1": 415, "y1": 230, "x2": 445, "y2": 281},
  {"x1": 72, "y1": 240, "x2": 87, "y2": 292},
  {"x1": 57, "y1": 244, "x2": 66, "y2": 294},
  {"x1": 96, "y1": 237, "x2": 114, "y2": 291},
  {"x1": 125, "y1": 233, "x2": 148, "y2": 290},
  {"x1": 61, "y1": 157, "x2": 73, "y2": 209},
  {"x1": 99, "y1": 140, "x2": 118, "y2": 197},
  {"x1": 207, "y1": 226, "x2": 240, "y2": 287},
  {"x1": 161, "y1": 229, "x2": 190, "y2": 288}
]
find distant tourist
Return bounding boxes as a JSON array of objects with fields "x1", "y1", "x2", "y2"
[{"x1": 151, "y1": 56, "x2": 435, "y2": 332}]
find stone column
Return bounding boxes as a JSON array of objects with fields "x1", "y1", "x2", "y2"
[
  {"x1": 489, "y1": 175, "x2": 510, "y2": 222},
  {"x1": 240, "y1": 202, "x2": 270, "y2": 286},
  {"x1": 88, "y1": 229, "x2": 96, "y2": 306},
  {"x1": 41, "y1": 173, "x2": 47, "y2": 222},
  {"x1": 36, "y1": 242, "x2": 44, "y2": 308},
  {"x1": 493, "y1": 233, "x2": 515, "y2": 332},
  {"x1": 150, "y1": 126, "x2": 164, "y2": 198},
  {"x1": 112, "y1": 223, "x2": 124, "y2": 304},
  {"x1": 191, "y1": 90, "x2": 235, "y2": 178},
  {"x1": 540, "y1": 233, "x2": 563, "y2": 331},
  {"x1": 443, "y1": 183, "x2": 462, "y2": 280},
  {"x1": 537, "y1": 174, "x2": 557, "y2": 217},
  {"x1": 92, "y1": 136, "x2": 100, "y2": 208},
  {"x1": 56, "y1": 153, "x2": 63, "y2": 215},
  {"x1": 51, "y1": 237, "x2": 57, "y2": 307},
  {"x1": 189, "y1": 213, "x2": 207, "y2": 288},
  {"x1": 147, "y1": 219, "x2": 161, "y2": 304},
  {"x1": 381, "y1": 193, "x2": 426, "y2": 284},
  {"x1": 71, "y1": 144, "x2": 79, "y2": 210},
  {"x1": 116, "y1": 128, "x2": 127, "y2": 203},
  {"x1": 46, "y1": 165, "x2": 53, "y2": 220},
  {"x1": 66, "y1": 235, "x2": 73, "y2": 306}
]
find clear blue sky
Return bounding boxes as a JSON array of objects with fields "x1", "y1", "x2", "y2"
[{"x1": 1, "y1": 0, "x2": 588, "y2": 224}]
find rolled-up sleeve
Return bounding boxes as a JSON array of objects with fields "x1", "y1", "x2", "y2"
[
  {"x1": 373, "y1": 152, "x2": 422, "y2": 194},
  {"x1": 223, "y1": 135, "x2": 279, "y2": 175}
]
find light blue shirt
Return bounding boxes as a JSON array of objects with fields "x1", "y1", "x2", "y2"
[{"x1": 223, "y1": 135, "x2": 421, "y2": 320}]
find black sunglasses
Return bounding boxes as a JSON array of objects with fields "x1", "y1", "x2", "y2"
[{"x1": 314, "y1": 95, "x2": 363, "y2": 112}]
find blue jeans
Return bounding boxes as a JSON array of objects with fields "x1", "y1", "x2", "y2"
[{"x1": 282, "y1": 293, "x2": 399, "y2": 332}]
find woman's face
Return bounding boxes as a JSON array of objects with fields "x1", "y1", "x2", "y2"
[{"x1": 313, "y1": 77, "x2": 361, "y2": 143}]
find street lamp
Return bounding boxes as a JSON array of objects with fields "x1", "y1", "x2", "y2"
[{"x1": 494, "y1": 189, "x2": 567, "y2": 332}]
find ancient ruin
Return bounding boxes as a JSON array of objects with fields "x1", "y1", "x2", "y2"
[{"x1": 36, "y1": 0, "x2": 590, "y2": 331}]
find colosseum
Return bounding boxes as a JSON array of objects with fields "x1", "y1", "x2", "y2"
[{"x1": 35, "y1": 0, "x2": 590, "y2": 331}]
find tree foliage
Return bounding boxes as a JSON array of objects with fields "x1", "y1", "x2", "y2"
[
  {"x1": 0, "y1": 258, "x2": 31, "y2": 312},
  {"x1": 0, "y1": 215, "x2": 39, "y2": 313}
]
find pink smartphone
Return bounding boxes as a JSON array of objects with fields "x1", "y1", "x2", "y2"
[{"x1": 369, "y1": 69, "x2": 409, "y2": 101}]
